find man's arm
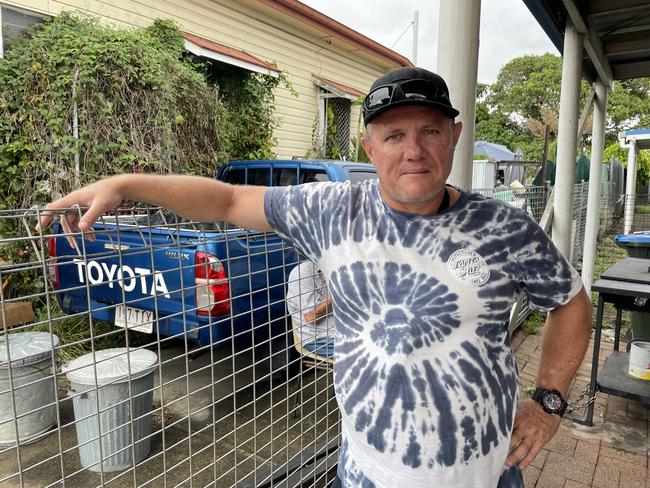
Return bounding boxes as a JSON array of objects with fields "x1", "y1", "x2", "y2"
[
  {"x1": 39, "y1": 174, "x2": 273, "y2": 233},
  {"x1": 506, "y1": 287, "x2": 592, "y2": 469},
  {"x1": 303, "y1": 298, "x2": 333, "y2": 324}
]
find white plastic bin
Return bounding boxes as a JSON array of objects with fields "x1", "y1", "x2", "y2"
[
  {"x1": 66, "y1": 348, "x2": 158, "y2": 472},
  {"x1": 0, "y1": 332, "x2": 59, "y2": 447}
]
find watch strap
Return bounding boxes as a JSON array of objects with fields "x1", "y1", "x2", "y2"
[{"x1": 532, "y1": 388, "x2": 568, "y2": 417}]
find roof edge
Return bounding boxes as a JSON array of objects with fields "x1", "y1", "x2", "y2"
[
  {"x1": 181, "y1": 32, "x2": 280, "y2": 77},
  {"x1": 257, "y1": 0, "x2": 413, "y2": 68},
  {"x1": 312, "y1": 74, "x2": 365, "y2": 98}
]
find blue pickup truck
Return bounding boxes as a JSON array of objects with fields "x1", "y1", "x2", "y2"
[{"x1": 48, "y1": 160, "x2": 377, "y2": 349}]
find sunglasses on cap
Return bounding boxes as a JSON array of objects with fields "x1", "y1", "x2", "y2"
[
  {"x1": 363, "y1": 79, "x2": 440, "y2": 110},
  {"x1": 362, "y1": 77, "x2": 458, "y2": 125}
]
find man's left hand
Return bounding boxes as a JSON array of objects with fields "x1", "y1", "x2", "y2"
[{"x1": 506, "y1": 397, "x2": 560, "y2": 470}]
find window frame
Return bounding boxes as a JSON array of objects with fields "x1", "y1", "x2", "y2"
[{"x1": 0, "y1": 4, "x2": 47, "y2": 58}]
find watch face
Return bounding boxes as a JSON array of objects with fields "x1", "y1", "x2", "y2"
[{"x1": 543, "y1": 392, "x2": 562, "y2": 412}]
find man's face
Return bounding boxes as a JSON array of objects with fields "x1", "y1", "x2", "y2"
[{"x1": 362, "y1": 105, "x2": 462, "y2": 215}]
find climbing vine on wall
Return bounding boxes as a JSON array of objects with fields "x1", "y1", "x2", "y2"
[{"x1": 0, "y1": 12, "x2": 292, "y2": 209}]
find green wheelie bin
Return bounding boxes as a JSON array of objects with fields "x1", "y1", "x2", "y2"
[{"x1": 615, "y1": 232, "x2": 650, "y2": 343}]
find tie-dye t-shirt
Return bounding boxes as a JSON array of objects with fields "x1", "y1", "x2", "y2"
[{"x1": 264, "y1": 179, "x2": 582, "y2": 488}]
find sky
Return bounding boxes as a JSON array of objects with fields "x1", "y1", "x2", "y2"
[{"x1": 301, "y1": 0, "x2": 558, "y2": 84}]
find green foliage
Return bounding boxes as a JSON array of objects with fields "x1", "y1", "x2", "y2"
[
  {"x1": 0, "y1": 12, "x2": 291, "y2": 209},
  {"x1": 603, "y1": 142, "x2": 650, "y2": 192},
  {"x1": 591, "y1": 234, "x2": 629, "y2": 323},
  {"x1": 488, "y1": 54, "x2": 566, "y2": 123},
  {"x1": 476, "y1": 54, "x2": 592, "y2": 161},
  {"x1": 476, "y1": 54, "x2": 650, "y2": 182},
  {"x1": 636, "y1": 203, "x2": 650, "y2": 214},
  {"x1": 350, "y1": 136, "x2": 369, "y2": 163},
  {"x1": 308, "y1": 106, "x2": 347, "y2": 160},
  {"x1": 0, "y1": 12, "x2": 291, "y2": 300},
  {"x1": 0, "y1": 14, "x2": 220, "y2": 208},
  {"x1": 521, "y1": 312, "x2": 545, "y2": 335},
  {"x1": 308, "y1": 96, "x2": 364, "y2": 161},
  {"x1": 211, "y1": 61, "x2": 295, "y2": 160},
  {"x1": 33, "y1": 303, "x2": 152, "y2": 361},
  {"x1": 593, "y1": 234, "x2": 628, "y2": 282},
  {"x1": 607, "y1": 78, "x2": 650, "y2": 133}
]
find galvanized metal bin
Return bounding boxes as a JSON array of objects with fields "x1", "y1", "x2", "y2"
[
  {"x1": 66, "y1": 348, "x2": 158, "y2": 472},
  {"x1": 0, "y1": 332, "x2": 59, "y2": 446}
]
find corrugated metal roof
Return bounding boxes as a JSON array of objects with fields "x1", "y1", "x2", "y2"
[{"x1": 523, "y1": 0, "x2": 650, "y2": 83}]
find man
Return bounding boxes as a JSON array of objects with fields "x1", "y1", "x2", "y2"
[
  {"x1": 286, "y1": 260, "x2": 335, "y2": 358},
  {"x1": 40, "y1": 67, "x2": 592, "y2": 488}
]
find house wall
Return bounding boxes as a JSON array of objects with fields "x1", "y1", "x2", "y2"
[{"x1": 3, "y1": 0, "x2": 398, "y2": 160}]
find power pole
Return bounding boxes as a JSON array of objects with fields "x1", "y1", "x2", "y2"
[{"x1": 412, "y1": 10, "x2": 419, "y2": 65}]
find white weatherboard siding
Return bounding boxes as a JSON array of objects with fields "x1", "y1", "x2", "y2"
[{"x1": 4, "y1": 0, "x2": 397, "y2": 159}]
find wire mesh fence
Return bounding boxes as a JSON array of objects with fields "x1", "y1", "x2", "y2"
[
  {"x1": 622, "y1": 192, "x2": 650, "y2": 233},
  {"x1": 0, "y1": 182, "x2": 641, "y2": 488},
  {"x1": 0, "y1": 206, "x2": 339, "y2": 488},
  {"x1": 570, "y1": 182, "x2": 589, "y2": 264}
]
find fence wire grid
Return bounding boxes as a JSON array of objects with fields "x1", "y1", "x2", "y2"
[
  {"x1": 0, "y1": 184, "x2": 633, "y2": 488},
  {"x1": 1, "y1": 207, "x2": 339, "y2": 488}
]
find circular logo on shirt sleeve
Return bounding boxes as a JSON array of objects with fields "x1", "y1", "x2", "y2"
[{"x1": 446, "y1": 249, "x2": 490, "y2": 286}]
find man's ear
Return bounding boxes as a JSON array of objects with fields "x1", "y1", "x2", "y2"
[
  {"x1": 452, "y1": 121, "x2": 463, "y2": 146},
  {"x1": 361, "y1": 134, "x2": 374, "y2": 162}
]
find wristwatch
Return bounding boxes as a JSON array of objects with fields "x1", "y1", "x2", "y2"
[{"x1": 532, "y1": 388, "x2": 568, "y2": 417}]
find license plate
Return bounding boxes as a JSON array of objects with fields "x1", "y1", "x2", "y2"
[{"x1": 114, "y1": 305, "x2": 154, "y2": 334}]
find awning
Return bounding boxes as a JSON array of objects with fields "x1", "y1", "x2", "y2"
[
  {"x1": 182, "y1": 32, "x2": 280, "y2": 77},
  {"x1": 312, "y1": 75, "x2": 364, "y2": 100},
  {"x1": 621, "y1": 129, "x2": 650, "y2": 150},
  {"x1": 524, "y1": 1, "x2": 650, "y2": 84}
]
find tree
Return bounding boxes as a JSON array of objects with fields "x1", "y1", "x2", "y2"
[
  {"x1": 487, "y1": 54, "x2": 567, "y2": 123},
  {"x1": 476, "y1": 53, "x2": 650, "y2": 178},
  {"x1": 606, "y1": 78, "x2": 650, "y2": 137}
]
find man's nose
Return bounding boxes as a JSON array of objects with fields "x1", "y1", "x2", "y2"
[{"x1": 403, "y1": 135, "x2": 426, "y2": 160}]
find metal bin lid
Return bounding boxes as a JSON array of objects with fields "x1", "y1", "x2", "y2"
[
  {"x1": 65, "y1": 347, "x2": 158, "y2": 386},
  {"x1": 0, "y1": 332, "x2": 60, "y2": 368}
]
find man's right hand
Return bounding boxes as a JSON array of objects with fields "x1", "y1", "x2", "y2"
[{"x1": 39, "y1": 175, "x2": 127, "y2": 234}]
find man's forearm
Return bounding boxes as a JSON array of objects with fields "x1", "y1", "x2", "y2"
[
  {"x1": 112, "y1": 174, "x2": 272, "y2": 231},
  {"x1": 536, "y1": 288, "x2": 592, "y2": 395}
]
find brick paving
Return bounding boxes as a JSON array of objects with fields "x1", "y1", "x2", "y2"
[{"x1": 514, "y1": 327, "x2": 650, "y2": 487}]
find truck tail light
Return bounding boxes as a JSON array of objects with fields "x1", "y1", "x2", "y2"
[
  {"x1": 47, "y1": 237, "x2": 59, "y2": 288},
  {"x1": 195, "y1": 251, "x2": 230, "y2": 316}
]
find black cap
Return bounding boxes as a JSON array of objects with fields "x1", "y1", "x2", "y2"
[{"x1": 363, "y1": 67, "x2": 459, "y2": 126}]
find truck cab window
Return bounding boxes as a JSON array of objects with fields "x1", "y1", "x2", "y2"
[
  {"x1": 222, "y1": 168, "x2": 245, "y2": 185},
  {"x1": 247, "y1": 168, "x2": 271, "y2": 186},
  {"x1": 246, "y1": 168, "x2": 271, "y2": 186},
  {"x1": 300, "y1": 169, "x2": 328, "y2": 184},
  {"x1": 273, "y1": 168, "x2": 298, "y2": 186},
  {"x1": 347, "y1": 171, "x2": 378, "y2": 184}
]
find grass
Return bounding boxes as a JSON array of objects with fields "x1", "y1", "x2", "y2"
[
  {"x1": 32, "y1": 301, "x2": 152, "y2": 362},
  {"x1": 635, "y1": 203, "x2": 650, "y2": 214},
  {"x1": 521, "y1": 312, "x2": 546, "y2": 335},
  {"x1": 593, "y1": 234, "x2": 628, "y2": 283}
]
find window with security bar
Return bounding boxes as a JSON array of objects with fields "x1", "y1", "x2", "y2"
[
  {"x1": 0, "y1": 206, "x2": 340, "y2": 487},
  {"x1": 321, "y1": 96, "x2": 352, "y2": 160}
]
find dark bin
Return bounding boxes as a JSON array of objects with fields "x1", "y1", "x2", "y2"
[
  {"x1": 615, "y1": 232, "x2": 650, "y2": 259},
  {"x1": 614, "y1": 233, "x2": 650, "y2": 343}
]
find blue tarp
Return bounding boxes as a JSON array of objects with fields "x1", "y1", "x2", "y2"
[{"x1": 474, "y1": 141, "x2": 515, "y2": 161}]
